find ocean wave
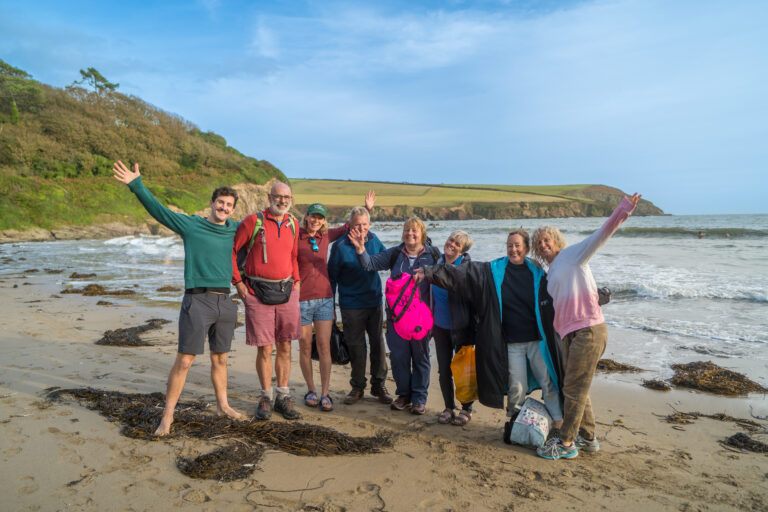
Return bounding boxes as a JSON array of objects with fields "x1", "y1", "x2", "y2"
[
  {"x1": 611, "y1": 287, "x2": 768, "y2": 304},
  {"x1": 583, "y1": 227, "x2": 768, "y2": 238},
  {"x1": 607, "y1": 320, "x2": 767, "y2": 345}
]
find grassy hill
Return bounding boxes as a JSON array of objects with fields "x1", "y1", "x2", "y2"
[
  {"x1": 292, "y1": 179, "x2": 663, "y2": 221},
  {"x1": 0, "y1": 60, "x2": 285, "y2": 231}
]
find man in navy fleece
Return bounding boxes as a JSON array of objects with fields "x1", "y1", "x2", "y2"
[{"x1": 328, "y1": 207, "x2": 393, "y2": 406}]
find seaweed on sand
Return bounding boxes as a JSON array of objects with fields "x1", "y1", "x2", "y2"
[
  {"x1": 669, "y1": 361, "x2": 767, "y2": 396},
  {"x1": 96, "y1": 318, "x2": 171, "y2": 346},
  {"x1": 46, "y1": 388, "x2": 393, "y2": 481},
  {"x1": 61, "y1": 284, "x2": 136, "y2": 296},
  {"x1": 596, "y1": 359, "x2": 645, "y2": 373},
  {"x1": 156, "y1": 285, "x2": 181, "y2": 292},
  {"x1": 661, "y1": 408, "x2": 764, "y2": 431},
  {"x1": 642, "y1": 379, "x2": 671, "y2": 391},
  {"x1": 69, "y1": 272, "x2": 97, "y2": 279},
  {"x1": 721, "y1": 433, "x2": 768, "y2": 454}
]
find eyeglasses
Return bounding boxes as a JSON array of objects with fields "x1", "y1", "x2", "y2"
[
  {"x1": 308, "y1": 237, "x2": 319, "y2": 252},
  {"x1": 271, "y1": 194, "x2": 292, "y2": 201}
]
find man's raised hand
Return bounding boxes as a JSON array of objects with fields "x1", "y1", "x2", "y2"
[
  {"x1": 365, "y1": 190, "x2": 376, "y2": 211},
  {"x1": 113, "y1": 161, "x2": 141, "y2": 185}
]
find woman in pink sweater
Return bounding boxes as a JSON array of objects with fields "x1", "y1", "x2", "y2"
[{"x1": 532, "y1": 193, "x2": 641, "y2": 460}]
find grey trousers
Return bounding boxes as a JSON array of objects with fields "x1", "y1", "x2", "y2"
[{"x1": 340, "y1": 306, "x2": 388, "y2": 390}]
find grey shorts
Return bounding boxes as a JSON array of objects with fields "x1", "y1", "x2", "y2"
[{"x1": 178, "y1": 292, "x2": 238, "y2": 355}]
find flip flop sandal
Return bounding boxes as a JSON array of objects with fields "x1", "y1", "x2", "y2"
[
  {"x1": 452, "y1": 410, "x2": 472, "y2": 426},
  {"x1": 304, "y1": 390, "x2": 319, "y2": 407},
  {"x1": 437, "y1": 408, "x2": 455, "y2": 424},
  {"x1": 320, "y1": 394, "x2": 334, "y2": 412}
]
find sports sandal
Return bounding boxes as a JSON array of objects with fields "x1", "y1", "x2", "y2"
[
  {"x1": 452, "y1": 410, "x2": 472, "y2": 426},
  {"x1": 437, "y1": 408, "x2": 455, "y2": 424},
  {"x1": 320, "y1": 395, "x2": 334, "y2": 412},
  {"x1": 304, "y1": 390, "x2": 319, "y2": 407}
]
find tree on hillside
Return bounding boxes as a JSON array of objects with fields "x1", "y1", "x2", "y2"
[
  {"x1": 0, "y1": 59, "x2": 46, "y2": 119},
  {"x1": 72, "y1": 67, "x2": 119, "y2": 95}
]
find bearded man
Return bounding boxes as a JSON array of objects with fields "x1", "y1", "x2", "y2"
[{"x1": 232, "y1": 182, "x2": 301, "y2": 420}]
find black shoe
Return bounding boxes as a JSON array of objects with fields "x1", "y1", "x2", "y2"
[
  {"x1": 503, "y1": 420, "x2": 513, "y2": 444},
  {"x1": 371, "y1": 385, "x2": 394, "y2": 404},
  {"x1": 344, "y1": 388, "x2": 364, "y2": 405},
  {"x1": 255, "y1": 396, "x2": 272, "y2": 420},
  {"x1": 274, "y1": 394, "x2": 301, "y2": 420}
]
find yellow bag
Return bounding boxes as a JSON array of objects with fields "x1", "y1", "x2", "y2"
[{"x1": 451, "y1": 345, "x2": 478, "y2": 403}]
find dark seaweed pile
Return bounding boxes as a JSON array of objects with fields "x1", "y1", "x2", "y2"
[
  {"x1": 62, "y1": 284, "x2": 136, "y2": 296},
  {"x1": 669, "y1": 361, "x2": 767, "y2": 396},
  {"x1": 46, "y1": 388, "x2": 393, "y2": 481},
  {"x1": 96, "y1": 318, "x2": 171, "y2": 346},
  {"x1": 721, "y1": 433, "x2": 768, "y2": 454},
  {"x1": 642, "y1": 379, "x2": 671, "y2": 391},
  {"x1": 596, "y1": 359, "x2": 645, "y2": 373}
]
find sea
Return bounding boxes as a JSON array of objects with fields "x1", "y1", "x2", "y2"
[{"x1": 1, "y1": 214, "x2": 767, "y2": 388}]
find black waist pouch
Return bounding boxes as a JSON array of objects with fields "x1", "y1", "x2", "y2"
[{"x1": 247, "y1": 276, "x2": 294, "y2": 305}]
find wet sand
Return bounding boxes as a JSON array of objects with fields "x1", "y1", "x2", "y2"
[{"x1": 1, "y1": 273, "x2": 767, "y2": 511}]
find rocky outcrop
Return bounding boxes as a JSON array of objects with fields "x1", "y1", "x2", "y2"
[{"x1": 564, "y1": 185, "x2": 664, "y2": 216}]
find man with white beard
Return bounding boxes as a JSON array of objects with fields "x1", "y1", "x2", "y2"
[{"x1": 232, "y1": 182, "x2": 301, "y2": 420}]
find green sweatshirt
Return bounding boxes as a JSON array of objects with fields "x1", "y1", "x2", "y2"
[{"x1": 128, "y1": 177, "x2": 238, "y2": 289}]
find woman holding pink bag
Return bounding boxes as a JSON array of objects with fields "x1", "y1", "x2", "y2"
[{"x1": 348, "y1": 217, "x2": 440, "y2": 415}]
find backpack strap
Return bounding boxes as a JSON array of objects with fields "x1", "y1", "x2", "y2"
[
  {"x1": 243, "y1": 212, "x2": 265, "y2": 265},
  {"x1": 428, "y1": 244, "x2": 441, "y2": 263},
  {"x1": 389, "y1": 243, "x2": 405, "y2": 269},
  {"x1": 390, "y1": 275, "x2": 419, "y2": 324}
]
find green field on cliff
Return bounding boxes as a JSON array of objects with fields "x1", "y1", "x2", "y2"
[{"x1": 292, "y1": 179, "x2": 591, "y2": 207}]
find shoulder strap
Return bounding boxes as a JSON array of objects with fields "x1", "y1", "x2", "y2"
[
  {"x1": 244, "y1": 213, "x2": 266, "y2": 264},
  {"x1": 389, "y1": 243, "x2": 404, "y2": 269},
  {"x1": 288, "y1": 215, "x2": 296, "y2": 238},
  {"x1": 428, "y1": 245, "x2": 440, "y2": 262},
  {"x1": 390, "y1": 275, "x2": 418, "y2": 323}
]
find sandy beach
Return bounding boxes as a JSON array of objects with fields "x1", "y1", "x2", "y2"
[{"x1": 1, "y1": 272, "x2": 766, "y2": 512}]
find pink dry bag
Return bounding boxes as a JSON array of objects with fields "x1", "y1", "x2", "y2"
[{"x1": 385, "y1": 272, "x2": 433, "y2": 341}]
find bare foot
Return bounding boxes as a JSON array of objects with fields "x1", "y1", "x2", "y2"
[
  {"x1": 154, "y1": 415, "x2": 173, "y2": 436},
  {"x1": 217, "y1": 404, "x2": 245, "y2": 421},
  {"x1": 553, "y1": 420, "x2": 563, "y2": 429}
]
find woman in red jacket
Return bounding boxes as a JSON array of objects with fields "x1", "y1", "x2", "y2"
[{"x1": 298, "y1": 191, "x2": 374, "y2": 411}]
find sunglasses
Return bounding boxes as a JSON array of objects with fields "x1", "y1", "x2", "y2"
[{"x1": 308, "y1": 237, "x2": 319, "y2": 252}]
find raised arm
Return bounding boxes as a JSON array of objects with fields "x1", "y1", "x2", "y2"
[
  {"x1": 112, "y1": 161, "x2": 191, "y2": 235},
  {"x1": 570, "y1": 193, "x2": 641, "y2": 264},
  {"x1": 417, "y1": 261, "x2": 487, "y2": 305}
]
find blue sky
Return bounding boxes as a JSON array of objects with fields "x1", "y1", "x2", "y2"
[{"x1": 2, "y1": 0, "x2": 766, "y2": 214}]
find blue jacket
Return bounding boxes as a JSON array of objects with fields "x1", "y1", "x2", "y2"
[{"x1": 329, "y1": 232, "x2": 386, "y2": 309}]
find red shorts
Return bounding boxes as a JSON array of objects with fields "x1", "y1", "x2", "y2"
[{"x1": 244, "y1": 288, "x2": 301, "y2": 346}]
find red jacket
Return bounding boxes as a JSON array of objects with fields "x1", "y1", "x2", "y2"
[{"x1": 232, "y1": 209, "x2": 299, "y2": 294}]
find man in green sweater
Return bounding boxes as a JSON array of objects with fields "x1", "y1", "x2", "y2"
[{"x1": 113, "y1": 160, "x2": 244, "y2": 435}]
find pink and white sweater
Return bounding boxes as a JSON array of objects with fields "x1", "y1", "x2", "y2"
[{"x1": 547, "y1": 197, "x2": 636, "y2": 338}]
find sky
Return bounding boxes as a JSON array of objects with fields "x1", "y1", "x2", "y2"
[{"x1": 1, "y1": 0, "x2": 766, "y2": 214}]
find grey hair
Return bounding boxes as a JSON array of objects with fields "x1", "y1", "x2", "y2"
[
  {"x1": 348, "y1": 206, "x2": 370, "y2": 223},
  {"x1": 448, "y1": 230, "x2": 473, "y2": 253},
  {"x1": 530, "y1": 225, "x2": 567, "y2": 265}
]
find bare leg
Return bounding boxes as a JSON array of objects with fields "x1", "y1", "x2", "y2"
[
  {"x1": 313, "y1": 320, "x2": 333, "y2": 396},
  {"x1": 210, "y1": 352, "x2": 244, "y2": 420},
  {"x1": 298, "y1": 324, "x2": 315, "y2": 393},
  {"x1": 155, "y1": 352, "x2": 195, "y2": 436},
  {"x1": 275, "y1": 340, "x2": 292, "y2": 389},
  {"x1": 256, "y1": 344, "x2": 274, "y2": 391}
]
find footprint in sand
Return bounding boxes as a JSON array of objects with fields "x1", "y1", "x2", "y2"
[
  {"x1": 17, "y1": 475, "x2": 39, "y2": 496},
  {"x1": 183, "y1": 489, "x2": 210, "y2": 504}
]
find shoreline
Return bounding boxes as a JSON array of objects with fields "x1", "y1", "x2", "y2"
[{"x1": 1, "y1": 273, "x2": 767, "y2": 511}]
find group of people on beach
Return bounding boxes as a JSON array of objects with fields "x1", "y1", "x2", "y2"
[{"x1": 112, "y1": 160, "x2": 640, "y2": 460}]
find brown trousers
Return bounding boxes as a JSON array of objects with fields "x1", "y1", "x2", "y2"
[{"x1": 559, "y1": 323, "x2": 607, "y2": 443}]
